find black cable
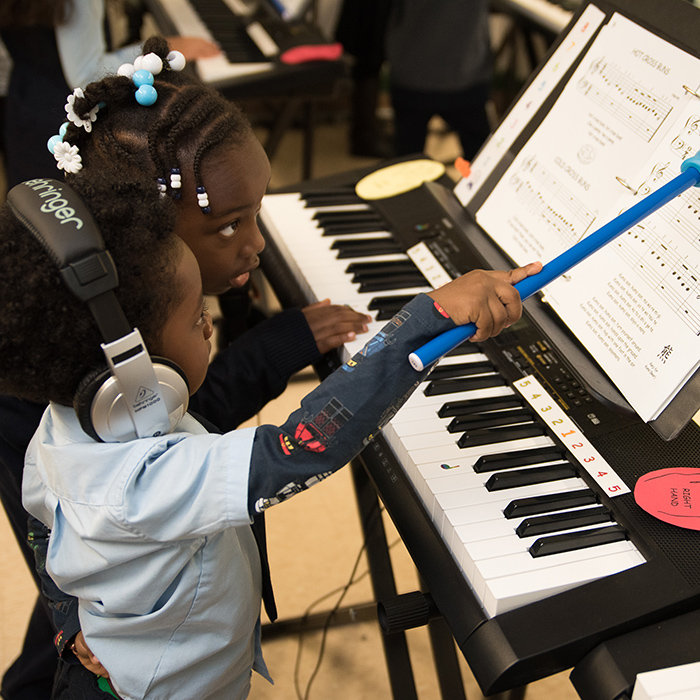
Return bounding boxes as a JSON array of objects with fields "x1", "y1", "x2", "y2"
[{"x1": 292, "y1": 503, "x2": 402, "y2": 700}]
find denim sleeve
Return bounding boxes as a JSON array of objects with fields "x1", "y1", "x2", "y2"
[
  {"x1": 190, "y1": 309, "x2": 320, "y2": 432},
  {"x1": 247, "y1": 294, "x2": 455, "y2": 514}
]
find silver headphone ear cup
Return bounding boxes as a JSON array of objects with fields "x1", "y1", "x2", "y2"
[
  {"x1": 79, "y1": 359, "x2": 190, "y2": 443},
  {"x1": 74, "y1": 366, "x2": 112, "y2": 442}
]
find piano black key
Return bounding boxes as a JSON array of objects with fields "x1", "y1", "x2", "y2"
[
  {"x1": 429, "y1": 361, "x2": 496, "y2": 380},
  {"x1": 529, "y1": 524, "x2": 628, "y2": 558},
  {"x1": 457, "y1": 423, "x2": 546, "y2": 449},
  {"x1": 357, "y1": 274, "x2": 430, "y2": 293},
  {"x1": 192, "y1": 0, "x2": 267, "y2": 62},
  {"x1": 346, "y1": 260, "x2": 419, "y2": 276},
  {"x1": 447, "y1": 408, "x2": 535, "y2": 432},
  {"x1": 445, "y1": 342, "x2": 481, "y2": 356},
  {"x1": 484, "y1": 462, "x2": 575, "y2": 490},
  {"x1": 439, "y1": 396, "x2": 524, "y2": 419},
  {"x1": 503, "y1": 489, "x2": 599, "y2": 519},
  {"x1": 368, "y1": 295, "x2": 416, "y2": 320},
  {"x1": 376, "y1": 308, "x2": 403, "y2": 321},
  {"x1": 473, "y1": 445, "x2": 565, "y2": 472},
  {"x1": 321, "y1": 221, "x2": 392, "y2": 237},
  {"x1": 368, "y1": 294, "x2": 415, "y2": 311},
  {"x1": 425, "y1": 375, "x2": 507, "y2": 396},
  {"x1": 322, "y1": 222, "x2": 390, "y2": 236},
  {"x1": 331, "y1": 238, "x2": 404, "y2": 258},
  {"x1": 516, "y1": 505, "x2": 614, "y2": 537},
  {"x1": 302, "y1": 188, "x2": 362, "y2": 208},
  {"x1": 313, "y1": 210, "x2": 383, "y2": 224},
  {"x1": 314, "y1": 212, "x2": 385, "y2": 229}
]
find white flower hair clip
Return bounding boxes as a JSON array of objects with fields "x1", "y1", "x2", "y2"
[
  {"x1": 53, "y1": 141, "x2": 83, "y2": 174},
  {"x1": 46, "y1": 122, "x2": 82, "y2": 174},
  {"x1": 64, "y1": 88, "x2": 99, "y2": 132}
]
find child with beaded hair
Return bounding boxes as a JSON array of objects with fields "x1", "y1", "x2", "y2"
[
  {"x1": 51, "y1": 34, "x2": 370, "y2": 350},
  {"x1": 0, "y1": 171, "x2": 540, "y2": 699}
]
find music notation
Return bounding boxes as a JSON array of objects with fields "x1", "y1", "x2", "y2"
[
  {"x1": 509, "y1": 155, "x2": 596, "y2": 249},
  {"x1": 577, "y1": 57, "x2": 674, "y2": 142},
  {"x1": 614, "y1": 189, "x2": 700, "y2": 335},
  {"x1": 671, "y1": 113, "x2": 700, "y2": 159}
]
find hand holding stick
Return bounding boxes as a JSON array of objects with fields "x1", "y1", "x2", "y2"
[{"x1": 409, "y1": 153, "x2": 700, "y2": 371}]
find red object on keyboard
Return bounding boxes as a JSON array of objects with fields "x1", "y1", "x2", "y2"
[{"x1": 280, "y1": 43, "x2": 343, "y2": 64}]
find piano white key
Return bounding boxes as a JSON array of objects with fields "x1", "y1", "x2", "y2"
[
  {"x1": 438, "y1": 478, "x2": 585, "y2": 529},
  {"x1": 633, "y1": 661, "x2": 700, "y2": 700},
  {"x1": 463, "y1": 507, "x2": 606, "y2": 560},
  {"x1": 475, "y1": 537, "x2": 637, "y2": 582},
  {"x1": 399, "y1": 383, "x2": 515, "y2": 412},
  {"x1": 400, "y1": 435, "x2": 555, "y2": 468},
  {"x1": 246, "y1": 20, "x2": 279, "y2": 57},
  {"x1": 481, "y1": 548, "x2": 645, "y2": 616}
]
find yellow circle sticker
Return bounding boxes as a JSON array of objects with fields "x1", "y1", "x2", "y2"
[{"x1": 355, "y1": 159, "x2": 446, "y2": 200}]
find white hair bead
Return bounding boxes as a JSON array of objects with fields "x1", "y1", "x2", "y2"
[
  {"x1": 140, "y1": 53, "x2": 163, "y2": 75},
  {"x1": 117, "y1": 63, "x2": 135, "y2": 78},
  {"x1": 167, "y1": 51, "x2": 186, "y2": 72}
]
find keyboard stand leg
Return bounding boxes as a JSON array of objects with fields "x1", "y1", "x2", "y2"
[
  {"x1": 262, "y1": 97, "x2": 303, "y2": 165},
  {"x1": 350, "y1": 459, "x2": 419, "y2": 700},
  {"x1": 302, "y1": 99, "x2": 315, "y2": 182},
  {"x1": 261, "y1": 96, "x2": 315, "y2": 181}
]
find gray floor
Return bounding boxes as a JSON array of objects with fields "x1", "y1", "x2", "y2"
[{"x1": 0, "y1": 116, "x2": 580, "y2": 699}]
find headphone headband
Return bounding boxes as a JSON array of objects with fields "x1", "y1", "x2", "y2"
[
  {"x1": 8, "y1": 178, "x2": 189, "y2": 442},
  {"x1": 7, "y1": 179, "x2": 132, "y2": 342}
]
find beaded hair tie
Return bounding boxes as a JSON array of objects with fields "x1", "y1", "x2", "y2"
[{"x1": 46, "y1": 50, "x2": 186, "y2": 176}]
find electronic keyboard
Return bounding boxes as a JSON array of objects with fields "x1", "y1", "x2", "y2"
[
  {"x1": 491, "y1": 0, "x2": 578, "y2": 35},
  {"x1": 258, "y1": 162, "x2": 700, "y2": 695},
  {"x1": 144, "y1": 0, "x2": 343, "y2": 92}
]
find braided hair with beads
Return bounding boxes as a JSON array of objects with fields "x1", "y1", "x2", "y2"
[{"x1": 58, "y1": 35, "x2": 253, "y2": 212}]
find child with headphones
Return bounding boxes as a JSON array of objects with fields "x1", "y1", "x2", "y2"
[
  {"x1": 0, "y1": 169, "x2": 540, "y2": 699},
  {"x1": 0, "y1": 34, "x2": 373, "y2": 694}
]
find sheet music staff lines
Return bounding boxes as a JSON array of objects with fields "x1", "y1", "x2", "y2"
[
  {"x1": 577, "y1": 58, "x2": 674, "y2": 142},
  {"x1": 509, "y1": 155, "x2": 596, "y2": 247},
  {"x1": 614, "y1": 191, "x2": 700, "y2": 334}
]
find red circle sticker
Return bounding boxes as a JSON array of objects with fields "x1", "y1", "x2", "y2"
[{"x1": 634, "y1": 468, "x2": 700, "y2": 530}]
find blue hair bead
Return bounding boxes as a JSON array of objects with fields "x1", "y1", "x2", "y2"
[
  {"x1": 47, "y1": 134, "x2": 62, "y2": 154},
  {"x1": 59, "y1": 122, "x2": 68, "y2": 138},
  {"x1": 202, "y1": 206, "x2": 211, "y2": 214},
  {"x1": 135, "y1": 84, "x2": 157, "y2": 106},
  {"x1": 132, "y1": 69, "x2": 154, "y2": 87}
]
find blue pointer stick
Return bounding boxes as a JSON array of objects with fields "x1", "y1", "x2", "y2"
[{"x1": 409, "y1": 153, "x2": 700, "y2": 371}]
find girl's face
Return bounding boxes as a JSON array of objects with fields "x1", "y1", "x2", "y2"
[
  {"x1": 158, "y1": 240, "x2": 214, "y2": 395},
  {"x1": 173, "y1": 132, "x2": 271, "y2": 296}
]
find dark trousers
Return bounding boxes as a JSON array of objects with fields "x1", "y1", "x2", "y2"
[
  {"x1": 390, "y1": 81, "x2": 492, "y2": 160},
  {"x1": 0, "y1": 397, "x2": 56, "y2": 700},
  {"x1": 51, "y1": 662, "x2": 115, "y2": 700},
  {"x1": 1, "y1": 598, "x2": 56, "y2": 700}
]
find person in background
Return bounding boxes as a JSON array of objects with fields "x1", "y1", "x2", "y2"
[
  {"x1": 0, "y1": 0, "x2": 218, "y2": 188},
  {"x1": 335, "y1": 0, "x2": 394, "y2": 158},
  {"x1": 385, "y1": 0, "x2": 493, "y2": 160}
]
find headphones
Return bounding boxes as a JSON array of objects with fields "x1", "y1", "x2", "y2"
[{"x1": 8, "y1": 178, "x2": 190, "y2": 443}]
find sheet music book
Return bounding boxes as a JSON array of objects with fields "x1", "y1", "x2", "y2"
[{"x1": 458, "y1": 3, "x2": 700, "y2": 424}]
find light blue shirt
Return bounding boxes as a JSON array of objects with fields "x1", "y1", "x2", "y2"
[{"x1": 23, "y1": 404, "x2": 272, "y2": 700}]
